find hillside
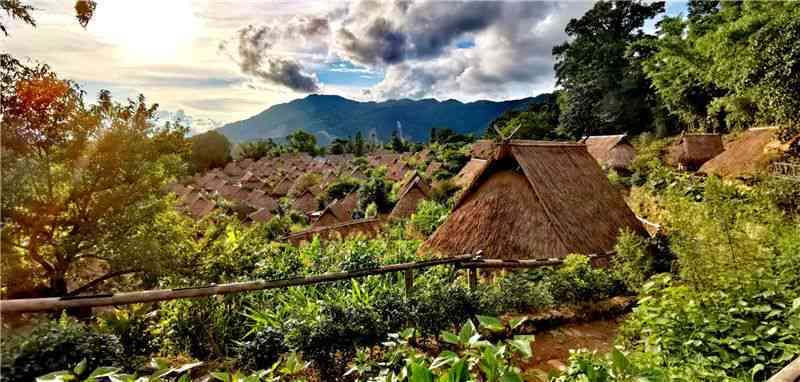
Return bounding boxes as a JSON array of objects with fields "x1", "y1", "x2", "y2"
[{"x1": 216, "y1": 94, "x2": 546, "y2": 144}]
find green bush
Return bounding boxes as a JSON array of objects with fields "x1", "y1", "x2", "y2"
[
  {"x1": 544, "y1": 255, "x2": 624, "y2": 305},
  {"x1": 619, "y1": 274, "x2": 800, "y2": 380},
  {"x1": 409, "y1": 279, "x2": 480, "y2": 336},
  {"x1": 409, "y1": 199, "x2": 450, "y2": 236},
  {"x1": 0, "y1": 317, "x2": 123, "y2": 382},
  {"x1": 611, "y1": 229, "x2": 660, "y2": 292},
  {"x1": 478, "y1": 271, "x2": 554, "y2": 314},
  {"x1": 96, "y1": 305, "x2": 160, "y2": 368},
  {"x1": 239, "y1": 327, "x2": 288, "y2": 370}
]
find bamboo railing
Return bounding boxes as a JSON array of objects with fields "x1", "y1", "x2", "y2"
[{"x1": 0, "y1": 251, "x2": 615, "y2": 314}]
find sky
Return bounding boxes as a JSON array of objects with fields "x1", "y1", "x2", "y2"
[{"x1": 3, "y1": 0, "x2": 687, "y2": 134}]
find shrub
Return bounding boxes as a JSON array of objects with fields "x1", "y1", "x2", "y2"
[
  {"x1": 619, "y1": 274, "x2": 800, "y2": 380},
  {"x1": 96, "y1": 304, "x2": 160, "y2": 368},
  {"x1": 409, "y1": 199, "x2": 449, "y2": 236},
  {"x1": 478, "y1": 271, "x2": 554, "y2": 314},
  {"x1": 611, "y1": 229, "x2": 658, "y2": 292},
  {"x1": 239, "y1": 327, "x2": 288, "y2": 370},
  {"x1": 545, "y1": 255, "x2": 623, "y2": 305},
  {"x1": 0, "y1": 317, "x2": 123, "y2": 382},
  {"x1": 409, "y1": 279, "x2": 480, "y2": 336}
]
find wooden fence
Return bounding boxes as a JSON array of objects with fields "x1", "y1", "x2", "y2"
[
  {"x1": 770, "y1": 162, "x2": 800, "y2": 181},
  {"x1": 0, "y1": 252, "x2": 614, "y2": 314}
]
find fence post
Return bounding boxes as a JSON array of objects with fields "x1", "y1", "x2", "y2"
[
  {"x1": 468, "y1": 268, "x2": 478, "y2": 290},
  {"x1": 404, "y1": 269, "x2": 414, "y2": 296}
]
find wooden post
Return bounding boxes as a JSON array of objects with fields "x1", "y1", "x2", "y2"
[
  {"x1": 404, "y1": 269, "x2": 413, "y2": 296},
  {"x1": 468, "y1": 268, "x2": 478, "y2": 290}
]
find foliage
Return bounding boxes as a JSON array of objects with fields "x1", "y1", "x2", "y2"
[
  {"x1": 551, "y1": 349, "x2": 667, "y2": 382},
  {"x1": 488, "y1": 93, "x2": 564, "y2": 140},
  {"x1": 35, "y1": 357, "x2": 202, "y2": 382},
  {"x1": 0, "y1": 0, "x2": 95, "y2": 36},
  {"x1": 235, "y1": 139, "x2": 277, "y2": 161},
  {"x1": 97, "y1": 304, "x2": 161, "y2": 368},
  {"x1": 358, "y1": 169, "x2": 394, "y2": 214},
  {"x1": 0, "y1": 316, "x2": 123, "y2": 382},
  {"x1": 544, "y1": 255, "x2": 624, "y2": 305},
  {"x1": 323, "y1": 176, "x2": 361, "y2": 203},
  {"x1": 477, "y1": 271, "x2": 554, "y2": 315},
  {"x1": 0, "y1": 57, "x2": 190, "y2": 296},
  {"x1": 286, "y1": 129, "x2": 320, "y2": 156},
  {"x1": 348, "y1": 317, "x2": 534, "y2": 382},
  {"x1": 619, "y1": 274, "x2": 800, "y2": 380},
  {"x1": 611, "y1": 229, "x2": 660, "y2": 292},
  {"x1": 239, "y1": 327, "x2": 288, "y2": 371},
  {"x1": 553, "y1": 1, "x2": 666, "y2": 138},
  {"x1": 409, "y1": 200, "x2": 449, "y2": 236},
  {"x1": 189, "y1": 130, "x2": 231, "y2": 173},
  {"x1": 428, "y1": 179, "x2": 460, "y2": 205}
]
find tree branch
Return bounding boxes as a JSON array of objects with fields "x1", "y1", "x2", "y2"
[{"x1": 67, "y1": 269, "x2": 143, "y2": 296}]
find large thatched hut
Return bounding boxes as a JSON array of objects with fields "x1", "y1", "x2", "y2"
[
  {"x1": 423, "y1": 140, "x2": 646, "y2": 260},
  {"x1": 584, "y1": 135, "x2": 636, "y2": 170},
  {"x1": 699, "y1": 128, "x2": 784, "y2": 178},
  {"x1": 390, "y1": 174, "x2": 431, "y2": 219},
  {"x1": 667, "y1": 133, "x2": 724, "y2": 170}
]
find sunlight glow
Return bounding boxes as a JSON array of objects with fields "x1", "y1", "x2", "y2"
[{"x1": 89, "y1": 0, "x2": 199, "y2": 62}]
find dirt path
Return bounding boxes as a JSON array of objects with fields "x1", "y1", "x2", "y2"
[{"x1": 523, "y1": 317, "x2": 623, "y2": 378}]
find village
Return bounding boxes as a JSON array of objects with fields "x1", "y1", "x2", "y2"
[{"x1": 2, "y1": 1, "x2": 800, "y2": 381}]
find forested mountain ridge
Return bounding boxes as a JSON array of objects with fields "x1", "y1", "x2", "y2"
[{"x1": 216, "y1": 94, "x2": 546, "y2": 144}]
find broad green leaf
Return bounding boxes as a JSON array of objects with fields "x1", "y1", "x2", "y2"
[
  {"x1": 36, "y1": 371, "x2": 76, "y2": 382},
  {"x1": 73, "y1": 359, "x2": 87, "y2": 376},
  {"x1": 476, "y1": 315, "x2": 504, "y2": 332},
  {"x1": 509, "y1": 335, "x2": 534, "y2": 358},
  {"x1": 444, "y1": 360, "x2": 468, "y2": 382},
  {"x1": 408, "y1": 362, "x2": 434, "y2": 382},
  {"x1": 441, "y1": 331, "x2": 460, "y2": 345},
  {"x1": 509, "y1": 316, "x2": 529, "y2": 331}
]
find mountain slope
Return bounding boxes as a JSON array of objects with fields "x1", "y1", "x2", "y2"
[{"x1": 217, "y1": 94, "x2": 546, "y2": 144}]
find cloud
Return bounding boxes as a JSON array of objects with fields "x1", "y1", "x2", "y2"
[
  {"x1": 223, "y1": 17, "x2": 330, "y2": 92},
  {"x1": 217, "y1": 1, "x2": 595, "y2": 101}
]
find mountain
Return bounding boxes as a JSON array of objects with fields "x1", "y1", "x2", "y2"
[{"x1": 216, "y1": 94, "x2": 547, "y2": 144}]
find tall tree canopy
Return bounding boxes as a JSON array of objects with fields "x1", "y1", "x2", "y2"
[
  {"x1": 287, "y1": 129, "x2": 319, "y2": 155},
  {"x1": 640, "y1": 1, "x2": 800, "y2": 138},
  {"x1": 189, "y1": 130, "x2": 231, "y2": 173},
  {"x1": 0, "y1": 55, "x2": 190, "y2": 296},
  {"x1": 553, "y1": 1, "x2": 666, "y2": 138}
]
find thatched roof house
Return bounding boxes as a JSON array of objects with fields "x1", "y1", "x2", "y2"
[
  {"x1": 247, "y1": 189, "x2": 279, "y2": 212},
  {"x1": 248, "y1": 207, "x2": 273, "y2": 223},
  {"x1": 584, "y1": 135, "x2": 636, "y2": 170},
  {"x1": 390, "y1": 174, "x2": 431, "y2": 219},
  {"x1": 424, "y1": 140, "x2": 646, "y2": 260},
  {"x1": 312, "y1": 199, "x2": 352, "y2": 228},
  {"x1": 699, "y1": 128, "x2": 783, "y2": 178},
  {"x1": 453, "y1": 158, "x2": 488, "y2": 188},
  {"x1": 667, "y1": 133, "x2": 724, "y2": 170},
  {"x1": 470, "y1": 140, "x2": 496, "y2": 159},
  {"x1": 271, "y1": 176, "x2": 293, "y2": 197},
  {"x1": 293, "y1": 190, "x2": 319, "y2": 214},
  {"x1": 285, "y1": 218, "x2": 383, "y2": 245},
  {"x1": 189, "y1": 197, "x2": 215, "y2": 218}
]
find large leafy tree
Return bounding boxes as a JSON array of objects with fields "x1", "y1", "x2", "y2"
[
  {"x1": 189, "y1": 130, "x2": 231, "y2": 173},
  {"x1": 287, "y1": 129, "x2": 319, "y2": 155},
  {"x1": 1, "y1": 55, "x2": 190, "y2": 296},
  {"x1": 640, "y1": 1, "x2": 799, "y2": 138},
  {"x1": 553, "y1": 1, "x2": 665, "y2": 138}
]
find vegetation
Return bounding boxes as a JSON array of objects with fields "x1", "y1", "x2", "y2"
[{"x1": 189, "y1": 130, "x2": 231, "y2": 173}]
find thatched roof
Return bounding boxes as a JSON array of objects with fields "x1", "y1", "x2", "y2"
[
  {"x1": 293, "y1": 190, "x2": 319, "y2": 213},
  {"x1": 584, "y1": 135, "x2": 636, "y2": 170},
  {"x1": 425, "y1": 161, "x2": 443, "y2": 177},
  {"x1": 470, "y1": 140, "x2": 496, "y2": 159},
  {"x1": 247, "y1": 189, "x2": 279, "y2": 211},
  {"x1": 390, "y1": 174, "x2": 431, "y2": 219},
  {"x1": 453, "y1": 158, "x2": 489, "y2": 188},
  {"x1": 271, "y1": 176, "x2": 293, "y2": 197},
  {"x1": 248, "y1": 208, "x2": 273, "y2": 223},
  {"x1": 312, "y1": 199, "x2": 352, "y2": 228},
  {"x1": 285, "y1": 217, "x2": 383, "y2": 245},
  {"x1": 699, "y1": 128, "x2": 783, "y2": 178},
  {"x1": 224, "y1": 162, "x2": 244, "y2": 177},
  {"x1": 189, "y1": 197, "x2": 215, "y2": 218},
  {"x1": 424, "y1": 140, "x2": 646, "y2": 260},
  {"x1": 667, "y1": 133, "x2": 724, "y2": 170}
]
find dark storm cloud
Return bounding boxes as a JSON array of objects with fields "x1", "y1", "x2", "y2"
[
  {"x1": 225, "y1": 17, "x2": 329, "y2": 92},
  {"x1": 337, "y1": 18, "x2": 407, "y2": 64}
]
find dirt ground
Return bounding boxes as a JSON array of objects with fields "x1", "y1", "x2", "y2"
[{"x1": 523, "y1": 317, "x2": 623, "y2": 379}]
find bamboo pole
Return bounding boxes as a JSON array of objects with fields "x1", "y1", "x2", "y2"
[
  {"x1": 0, "y1": 254, "x2": 477, "y2": 314},
  {"x1": 458, "y1": 252, "x2": 614, "y2": 269}
]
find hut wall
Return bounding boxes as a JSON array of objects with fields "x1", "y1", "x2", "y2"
[{"x1": 390, "y1": 187, "x2": 428, "y2": 219}]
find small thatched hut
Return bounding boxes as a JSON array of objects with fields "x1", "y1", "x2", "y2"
[
  {"x1": 423, "y1": 140, "x2": 646, "y2": 260},
  {"x1": 453, "y1": 158, "x2": 489, "y2": 188},
  {"x1": 189, "y1": 197, "x2": 215, "y2": 218},
  {"x1": 285, "y1": 218, "x2": 383, "y2": 245},
  {"x1": 293, "y1": 189, "x2": 319, "y2": 214},
  {"x1": 390, "y1": 174, "x2": 431, "y2": 219},
  {"x1": 584, "y1": 135, "x2": 636, "y2": 170},
  {"x1": 271, "y1": 176, "x2": 293, "y2": 197},
  {"x1": 667, "y1": 133, "x2": 724, "y2": 171},
  {"x1": 312, "y1": 199, "x2": 351, "y2": 228},
  {"x1": 248, "y1": 208, "x2": 273, "y2": 223},
  {"x1": 699, "y1": 128, "x2": 783, "y2": 178}
]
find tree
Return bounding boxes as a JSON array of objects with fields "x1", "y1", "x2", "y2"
[
  {"x1": 353, "y1": 131, "x2": 365, "y2": 156},
  {"x1": 553, "y1": 1, "x2": 665, "y2": 138},
  {"x1": 189, "y1": 131, "x2": 231, "y2": 173},
  {"x1": 1, "y1": 57, "x2": 190, "y2": 296},
  {"x1": 640, "y1": 1, "x2": 800, "y2": 137},
  {"x1": 286, "y1": 129, "x2": 318, "y2": 155},
  {"x1": 389, "y1": 129, "x2": 408, "y2": 152},
  {"x1": 1, "y1": 0, "x2": 96, "y2": 36},
  {"x1": 235, "y1": 139, "x2": 275, "y2": 161},
  {"x1": 357, "y1": 169, "x2": 392, "y2": 214},
  {"x1": 487, "y1": 93, "x2": 563, "y2": 140},
  {"x1": 328, "y1": 137, "x2": 349, "y2": 155}
]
